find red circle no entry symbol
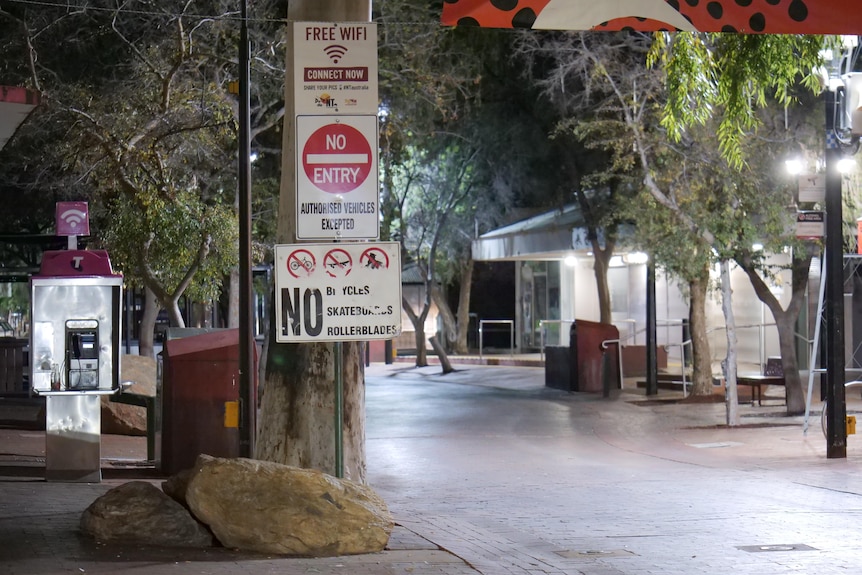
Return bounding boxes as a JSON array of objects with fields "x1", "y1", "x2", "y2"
[
  {"x1": 286, "y1": 249, "x2": 316, "y2": 278},
  {"x1": 324, "y1": 248, "x2": 353, "y2": 277},
  {"x1": 360, "y1": 247, "x2": 389, "y2": 270},
  {"x1": 302, "y1": 122, "x2": 372, "y2": 194}
]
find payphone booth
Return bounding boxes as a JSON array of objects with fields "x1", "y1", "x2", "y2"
[{"x1": 30, "y1": 249, "x2": 122, "y2": 482}]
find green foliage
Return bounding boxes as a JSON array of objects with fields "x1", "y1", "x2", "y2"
[
  {"x1": 516, "y1": 30, "x2": 825, "y2": 289},
  {"x1": 377, "y1": 3, "x2": 547, "y2": 289},
  {"x1": 0, "y1": 284, "x2": 29, "y2": 321},
  {"x1": 0, "y1": 1, "x2": 286, "y2": 321},
  {"x1": 649, "y1": 33, "x2": 832, "y2": 168},
  {"x1": 101, "y1": 187, "x2": 238, "y2": 302}
]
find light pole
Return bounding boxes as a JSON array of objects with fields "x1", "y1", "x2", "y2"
[
  {"x1": 822, "y1": 36, "x2": 861, "y2": 458},
  {"x1": 824, "y1": 135, "x2": 847, "y2": 459},
  {"x1": 238, "y1": 0, "x2": 255, "y2": 458}
]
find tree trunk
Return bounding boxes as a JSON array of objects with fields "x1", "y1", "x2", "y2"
[
  {"x1": 720, "y1": 259, "x2": 740, "y2": 426},
  {"x1": 735, "y1": 249, "x2": 812, "y2": 416},
  {"x1": 191, "y1": 301, "x2": 211, "y2": 328},
  {"x1": 256, "y1": 0, "x2": 371, "y2": 482},
  {"x1": 455, "y1": 258, "x2": 474, "y2": 354},
  {"x1": 228, "y1": 268, "x2": 239, "y2": 328},
  {"x1": 688, "y1": 273, "x2": 714, "y2": 396},
  {"x1": 429, "y1": 335, "x2": 455, "y2": 374},
  {"x1": 402, "y1": 295, "x2": 430, "y2": 367},
  {"x1": 430, "y1": 282, "x2": 457, "y2": 352},
  {"x1": 165, "y1": 297, "x2": 186, "y2": 329},
  {"x1": 257, "y1": 339, "x2": 366, "y2": 481},
  {"x1": 138, "y1": 286, "x2": 159, "y2": 358},
  {"x1": 592, "y1": 241, "x2": 613, "y2": 325},
  {"x1": 413, "y1": 325, "x2": 428, "y2": 366},
  {"x1": 776, "y1": 313, "x2": 805, "y2": 415}
]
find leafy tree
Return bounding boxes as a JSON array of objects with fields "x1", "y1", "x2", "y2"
[
  {"x1": 1, "y1": 1, "x2": 284, "y2": 355},
  {"x1": 386, "y1": 138, "x2": 482, "y2": 367},
  {"x1": 646, "y1": 33, "x2": 827, "y2": 416},
  {"x1": 517, "y1": 30, "x2": 826, "y2": 414},
  {"x1": 377, "y1": 0, "x2": 491, "y2": 360},
  {"x1": 380, "y1": 2, "x2": 571, "y2": 357},
  {"x1": 514, "y1": 31, "x2": 644, "y2": 326},
  {"x1": 586, "y1": 31, "x2": 823, "y2": 415},
  {"x1": 651, "y1": 33, "x2": 827, "y2": 169},
  {"x1": 550, "y1": 31, "x2": 719, "y2": 396}
]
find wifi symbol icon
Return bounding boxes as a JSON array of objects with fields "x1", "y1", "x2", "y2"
[
  {"x1": 60, "y1": 210, "x2": 87, "y2": 228},
  {"x1": 324, "y1": 44, "x2": 348, "y2": 64},
  {"x1": 55, "y1": 201, "x2": 91, "y2": 236},
  {"x1": 60, "y1": 209, "x2": 87, "y2": 229}
]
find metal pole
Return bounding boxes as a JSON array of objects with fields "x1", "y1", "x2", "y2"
[
  {"x1": 824, "y1": 140, "x2": 847, "y2": 458},
  {"x1": 646, "y1": 257, "x2": 658, "y2": 396},
  {"x1": 125, "y1": 287, "x2": 132, "y2": 354},
  {"x1": 334, "y1": 341, "x2": 344, "y2": 478},
  {"x1": 681, "y1": 318, "x2": 691, "y2": 367},
  {"x1": 238, "y1": 0, "x2": 255, "y2": 458}
]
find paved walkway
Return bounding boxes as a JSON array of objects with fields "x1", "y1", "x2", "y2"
[{"x1": 2, "y1": 362, "x2": 861, "y2": 574}]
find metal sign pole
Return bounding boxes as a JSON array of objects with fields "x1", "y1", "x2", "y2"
[
  {"x1": 237, "y1": 0, "x2": 255, "y2": 459},
  {"x1": 334, "y1": 340, "x2": 344, "y2": 478},
  {"x1": 825, "y1": 144, "x2": 847, "y2": 458}
]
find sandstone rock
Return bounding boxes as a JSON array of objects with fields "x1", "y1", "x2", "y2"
[
  {"x1": 101, "y1": 354, "x2": 157, "y2": 436},
  {"x1": 186, "y1": 455, "x2": 393, "y2": 556},
  {"x1": 80, "y1": 480, "x2": 213, "y2": 548},
  {"x1": 162, "y1": 467, "x2": 194, "y2": 507}
]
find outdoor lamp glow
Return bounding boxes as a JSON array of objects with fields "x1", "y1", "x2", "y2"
[
  {"x1": 838, "y1": 157, "x2": 857, "y2": 173},
  {"x1": 785, "y1": 158, "x2": 805, "y2": 175},
  {"x1": 624, "y1": 252, "x2": 649, "y2": 264}
]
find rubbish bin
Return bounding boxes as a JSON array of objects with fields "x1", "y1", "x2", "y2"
[
  {"x1": 158, "y1": 328, "x2": 256, "y2": 475},
  {"x1": 544, "y1": 344, "x2": 575, "y2": 391},
  {"x1": 544, "y1": 320, "x2": 620, "y2": 393},
  {"x1": 572, "y1": 320, "x2": 620, "y2": 393}
]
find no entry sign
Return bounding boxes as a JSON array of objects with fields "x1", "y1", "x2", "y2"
[
  {"x1": 296, "y1": 115, "x2": 379, "y2": 240},
  {"x1": 302, "y1": 122, "x2": 372, "y2": 194}
]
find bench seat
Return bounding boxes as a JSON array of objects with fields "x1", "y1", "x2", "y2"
[{"x1": 736, "y1": 374, "x2": 785, "y2": 406}]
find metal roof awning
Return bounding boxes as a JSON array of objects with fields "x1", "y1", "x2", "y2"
[
  {"x1": 472, "y1": 204, "x2": 636, "y2": 262},
  {"x1": 0, "y1": 86, "x2": 41, "y2": 151},
  {"x1": 472, "y1": 204, "x2": 584, "y2": 261}
]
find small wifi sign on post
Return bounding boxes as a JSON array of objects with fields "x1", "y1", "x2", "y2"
[{"x1": 56, "y1": 201, "x2": 90, "y2": 249}]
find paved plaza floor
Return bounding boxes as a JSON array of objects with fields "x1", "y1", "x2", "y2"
[{"x1": 1, "y1": 362, "x2": 861, "y2": 574}]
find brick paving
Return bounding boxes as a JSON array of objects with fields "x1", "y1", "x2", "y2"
[{"x1": 2, "y1": 362, "x2": 862, "y2": 574}]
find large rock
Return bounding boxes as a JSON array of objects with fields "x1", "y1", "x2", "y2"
[
  {"x1": 80, "y1": 480, "x2": 213, "y2": 548},
  {"x1": 185, "y1": 455, "x2": 393, "y2": 556},
  {"x1": 101, "y1": 354, "x2": 157, "y2": 435},
  {"x1": 162, "y1": 467, "x2": 194, "y2": 506}
]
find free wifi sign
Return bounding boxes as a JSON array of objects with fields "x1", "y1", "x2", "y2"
[{"x1": 55, "y1": 201, "x2": 90, "y2": 236}]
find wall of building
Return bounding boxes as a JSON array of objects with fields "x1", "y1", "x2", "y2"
[{"x1": 523, "y1": 253, "x2": 802, "y2": 373}]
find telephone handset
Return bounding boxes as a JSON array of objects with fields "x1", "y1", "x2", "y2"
[{"x1": 66, "y1": 319, "x2": 99, "y2": 390}]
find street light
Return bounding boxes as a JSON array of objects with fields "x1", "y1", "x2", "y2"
[
  {"x1": 837, "y1": 156, "x2": 858, "y2": 173},
  {"x1": 785, "y1": 158, "x2": 805, "y2": 175},
  {"x1": 822, "y1": 35, "x2": 861, "y2": 458}
]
